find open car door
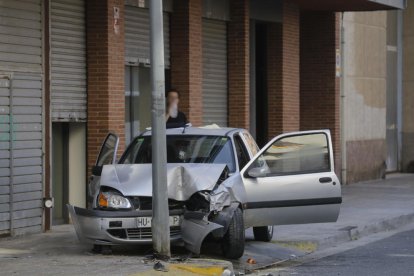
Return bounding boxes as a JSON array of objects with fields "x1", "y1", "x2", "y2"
[
  {"x1": 241, "y1": 130, "x2": 341, "y2": 228},
  {"x1": 87, "y1": 133, "x2": 119, "y2": 208},
  {"x1": 93, "y1": 133, "x2": 119, "y2": 173}
]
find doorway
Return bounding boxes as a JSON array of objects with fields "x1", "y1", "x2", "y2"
[
  {"x1": 125, "y1": 65, "x2": 171, "y2": 145},
  {"x1": 125, "y1": 66, "x2": 150, "y2": 145},
  {"x1": 52, "y1": 123, "x2": 69, "y2": 225},
  {"x1": 250, "y1": 21, "x2": 269, "y2": 148},
  {"x1": 51, "y1": 123, "x2": 86, "y2": 225}
]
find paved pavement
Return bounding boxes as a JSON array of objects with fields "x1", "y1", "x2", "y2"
[
  {"x1": 276, "y1": 228, "x2": 414, "y2": 276},
  {"x1": 0, "y1": 173, "x2": 413, "y2": 275},
  {"x1": 0, "y1": 224, "x2": 236, "y2": 275},
  {"x1": 0, "y1": 223, "x2": 304, "y2": 275}
]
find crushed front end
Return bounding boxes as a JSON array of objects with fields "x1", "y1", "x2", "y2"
[
  {"x1": 68, "y1": 163, "x2": 245, "y2": 255},
  {"x1": 68, "y1": 205, "x2": 184, "y2": 246}
]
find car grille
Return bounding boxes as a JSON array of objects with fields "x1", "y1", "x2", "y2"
[
  {"x1": 128, "y1": 197, "x2": 184, "y2": 210},
  {"x1": 107, "y1": 226, "x2": 181, "y2": 240}
]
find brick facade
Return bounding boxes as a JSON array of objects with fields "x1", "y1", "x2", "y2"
[
  {"x1": 300, "y1": 12, "x2": 341, "y2": 176},
  {"x1": 267, "y1": 1, "x2": 300, "y2": 139},
  {"x1": 86, "y1": 0, "x2": 125, "y2": 171},
  {"x1": 84, "y1": 0, "x2": 342, "y2": 178},
  {"x1": 228, "y1": 0, "x2": 250, "y2": 129},
  {"x1": 170, "y1": 0, "x2": 203, "y2": 126}
]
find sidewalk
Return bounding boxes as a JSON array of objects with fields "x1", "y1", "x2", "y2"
[
  {"x1": 257, "y1": 173, "x2": 414, "y2": 250},
  {"x1": 1, "y1": 174, "x2": 413, "y2": 275}
]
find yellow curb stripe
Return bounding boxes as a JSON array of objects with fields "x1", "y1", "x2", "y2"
[{"x1": 170, "y1": 264, "x2": 225, "y2": 276}]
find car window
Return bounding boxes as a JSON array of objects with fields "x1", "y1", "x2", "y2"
[
  {"x1": 121, "y1": 137, "x2": 145, "y2": 164},
  {"x1": 120, "y1": 135, "x2": 236, "y2": 172},
  {"x1": 241, "y1": 132, "x2": 260, "y2": 156},
  {"x1": 234, "y1": 135, "x2": 250, "y2": 170},
  {"x1": 96, "y1": 134, "x2": 118, "y2": 166},
  {"x1": 247, "y1": 133, "x2": 330, "y2": 177}
]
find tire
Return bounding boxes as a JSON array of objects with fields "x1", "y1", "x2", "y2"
[
  {"x1": 253, "y1": 225, "x2": 274, "y2": 242},
  {"x1": 222, "y1": 208, "x2": 245, "y2": 259}
]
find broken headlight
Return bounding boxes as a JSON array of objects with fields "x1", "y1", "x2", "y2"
[
  {"x1": 186, "y1": 191, "x2": 210, "y2": 212},
  {"x1": 98, "y1": 191, "x2": 132, "y2": 209}
]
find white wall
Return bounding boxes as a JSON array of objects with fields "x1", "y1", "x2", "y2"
[
  {"x1": 343, "y1": 11, "x2": 387, "y2": 142},
  {"x1": 68, "y1": 123, "x2": 86, "y2": 208}
]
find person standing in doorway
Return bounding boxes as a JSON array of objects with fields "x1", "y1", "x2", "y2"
[{"x1": 165, "y1": 89, "x2": 187, "y2": 128}]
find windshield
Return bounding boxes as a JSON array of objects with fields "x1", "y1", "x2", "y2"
[{"x1": 120, "y1": 135, "x2": 236, "y2": 172}]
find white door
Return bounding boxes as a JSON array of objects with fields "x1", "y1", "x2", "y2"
[{"x1": 241, "y1": 130, "x2": 341, "y2": 228}]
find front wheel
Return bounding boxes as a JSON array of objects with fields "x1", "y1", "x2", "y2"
[
  {"x1": 222, "y1": 208, "x2": 245, "y2": 259},
  {"x1": 253, "y1": 225, "x2": 274, "y2": 242}
]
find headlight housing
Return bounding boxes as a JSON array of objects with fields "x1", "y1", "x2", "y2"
[
  {"x1": 98, "y1": 191, "x2": 132, "y2": 209},
  {"x1": 186, "y1": 191, "x2": 210, "y2": 212}
]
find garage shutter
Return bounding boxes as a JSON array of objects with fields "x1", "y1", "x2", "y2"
[
  {"x1": 202, "y1": 19, "x2": 228, "y2": 127},
  {"x1": 0, "y1": 0, "x2": 43, "y2": 235},
  {"x1": 0, "y1": 76, "x2": 12, "y2": 235},
  {"x1": 125, "y1": 5, "x2": 170, "y2": 68},
  {"x1": 51, "y1": 0, "x2": 87, "y2": 121}
]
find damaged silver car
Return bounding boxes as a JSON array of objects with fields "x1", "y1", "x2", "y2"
[{"x1": 68, "y1": 127, "x2": 341, "y2": 259}]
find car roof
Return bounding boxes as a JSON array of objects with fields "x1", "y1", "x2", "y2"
[{"x1": 140, "y1": 126, "x2": 245, "y2": 137}]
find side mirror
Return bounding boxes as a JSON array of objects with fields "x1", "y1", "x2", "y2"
[
  {"x1": 92, "y1": 165, "x2": 103, "y2": 176},
  {"x1": 247, "y1": 167, "x2": 266, "y2": 178}
]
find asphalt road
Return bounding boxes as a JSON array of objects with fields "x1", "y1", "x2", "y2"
[{"x1": 278, "y1": 229, "x2": 414, "y2": 276}]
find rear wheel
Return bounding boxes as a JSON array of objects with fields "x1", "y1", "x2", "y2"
[
  {"x1": 253, "y1": 225, "x2": 274, "y2": 242},
  {"x1": 222, "y1": 208, "x2": 245, "y2": 259}
]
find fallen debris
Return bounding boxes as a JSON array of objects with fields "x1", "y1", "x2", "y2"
[{"x1": 153, "y1": 261, "x2": 168, "y2": 272}]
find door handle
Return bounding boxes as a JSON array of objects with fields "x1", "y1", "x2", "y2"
[{"x1": 319, "y1": 177, "x2": 332, "y2": 183}]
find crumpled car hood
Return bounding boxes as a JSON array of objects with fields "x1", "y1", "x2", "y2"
[{"x1": 100, "y1": 163, "x2": 227, "y2": 201}]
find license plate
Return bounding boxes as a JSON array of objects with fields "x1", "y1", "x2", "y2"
[{"x1": 136, "y1": 216, "x2": 180, "y2": 228}]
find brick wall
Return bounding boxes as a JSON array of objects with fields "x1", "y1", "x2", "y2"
[
  {"x1": 300, "y1": 12, "x2": 341, "y2": 176},
  {"x1": 170, "y1": 0, "x2": 203, "y2": 126},
  {"x1": 86, "y1": 0, "x2": 125, "y2": 172},
  {"x1": 267, "y1": 1, "x2": 300, "y2": 139},
  {"x1": 228, "y1": 0, "x2": 250, "y2": 129}
]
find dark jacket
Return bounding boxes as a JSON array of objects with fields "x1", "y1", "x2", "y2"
[{"x1": 166, "y1": 111, "x2": 187, "y2": 128}]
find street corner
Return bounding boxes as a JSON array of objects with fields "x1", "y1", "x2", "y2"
[{"x1": 128, "y1": 259, "x2": 234, "y2": 276}]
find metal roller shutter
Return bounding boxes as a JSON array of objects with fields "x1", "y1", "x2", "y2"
[
  {"x1": 202, "y1": 19, "x2": 228, "y2": 127},
  {"x1": 0, "y1": 0, "x2": 43, "y2": 235},
  {"x1": 0, "y1": 76, "x2": 12, "y2": 235},
  {"x1": 125, "y1": 5, "x2": 170, "y2": 68},
  {"x1": 51, "y1": 0, "x2": 87, "y2": 121}
]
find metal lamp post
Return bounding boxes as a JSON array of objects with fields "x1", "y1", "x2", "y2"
[{"x1": 149, "y1": 0, "x2": 170, "y2": 258}]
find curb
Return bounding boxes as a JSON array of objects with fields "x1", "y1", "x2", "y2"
[
  {"x1": 129, "y1": 259, "x2": 234, "y2": 276},
  {"x1": 314, "y1": 212, "x2": 414, "y2": 250}
]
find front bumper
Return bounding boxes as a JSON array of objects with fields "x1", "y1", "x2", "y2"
[{"x1": 67, "y1": 205, "x2": 184, "y2": 245}]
